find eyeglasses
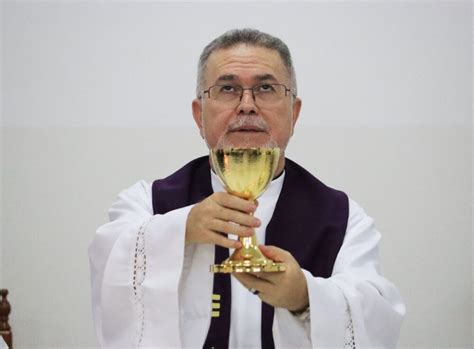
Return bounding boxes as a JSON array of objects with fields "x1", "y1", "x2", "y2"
[{"x1": 200, "y1": 83, "x2": 293, "y2": 107}]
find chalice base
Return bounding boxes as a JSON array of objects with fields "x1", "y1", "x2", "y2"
[{"x1": 210, "y1": 258, "x2": 286, "y2": 273}]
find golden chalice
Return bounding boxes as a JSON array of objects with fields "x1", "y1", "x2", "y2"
[{"x1": 210, "y1": 147, "x2": 286, "y2": 273}]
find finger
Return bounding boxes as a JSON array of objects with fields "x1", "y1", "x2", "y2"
[
  {"x1": 249, "y1": 270, "x2": 285, "y2": 285},
  {"x1": 258, "y1": 245, "x2": 292, "y2": 263},
  {"x1": 214, "y1": 192, "x2": 257, "y2": 214},
  {"x1": 232, "y1": 272, "x2": 271, "y2": 293},
  {"x1": 210, "y1": 232, "x2": 242, "y2": 249},
  {"x1": 211, "y1": 219, "x2": 254, "y2": 237},
  {"x1": 212, "y1": 205, "x2": 261, "y2": 228}
]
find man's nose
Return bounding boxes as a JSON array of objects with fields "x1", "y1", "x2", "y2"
[{"x1": 237, "y1": 89, "x2": 258, "y2": 114}]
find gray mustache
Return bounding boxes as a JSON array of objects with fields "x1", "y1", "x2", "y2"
[{"x1": 227, "y1": 116, "x2": 269, "y2": 132}]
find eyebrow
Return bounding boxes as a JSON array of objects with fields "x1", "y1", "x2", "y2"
[
  {"x1": 215, "y1": 74, "x2": 238, "y2": 83},
  {"x1": 214, "y1": 73, "x2": 279, "y2": 85},
  {"x1": 254, "y1": 74, "x2": 278, "y2": 82}
]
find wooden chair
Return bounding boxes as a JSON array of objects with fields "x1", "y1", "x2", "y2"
[{"x1": 0, "y1": 289, "x2": 12, "y2": 348}]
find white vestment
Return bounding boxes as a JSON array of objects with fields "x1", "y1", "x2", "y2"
[{"x1": 89, "y1": 170, "x2": 405, "y2": 348}]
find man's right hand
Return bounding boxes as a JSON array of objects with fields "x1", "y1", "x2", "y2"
[{"x1": 185, "y1": 192, "x2": 261, "y2": 249}]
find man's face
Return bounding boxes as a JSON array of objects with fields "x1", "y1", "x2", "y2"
[{"x1": 192, "y1": 44, "x2": 302, "y2": 151}]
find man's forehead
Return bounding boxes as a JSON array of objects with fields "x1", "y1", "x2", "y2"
[
  {"x1": 214, "y1": 73, "x2": 279, "y2": 83},
  {"x1": 205, "y1": 44, "x2": 288, "y2": 83}
]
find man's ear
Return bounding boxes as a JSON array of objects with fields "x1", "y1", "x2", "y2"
[
  {"x1": 291, "y1": 97, "x2": 302, "y2": 135},
  {"x1": 192, "y1": 99, "x2": 204, "y2": 138}
]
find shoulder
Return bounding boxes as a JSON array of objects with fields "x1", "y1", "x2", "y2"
[
  {"x1": 347, "y1": 198, "x2": 375, "y2": 229},
  {"x1": 345, "y1": 197, "x2": 381, "y2": 246},
  {"x1": 285, "y1": 158, "x2": 347, "y2": 195},
  {"x1": 117, "y1": 180, "x2": 152, "y2": 203},
  {"x1": 152, "y1": 156, "x2": 209, "y2": 188},
  {"x1": 108, "y1": 180, "x2": 153, "y2": 221},
  {"x1": 285, "y1": 158, "x2": 349, "y2": 213}
]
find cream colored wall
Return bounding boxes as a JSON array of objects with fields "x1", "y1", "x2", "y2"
[{"x1": 1, "y1": 1, "x2": 472, "y2": 348}]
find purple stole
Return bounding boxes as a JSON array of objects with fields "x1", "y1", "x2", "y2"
[{"x1": 152, "y1": 156, "x2": 348, "y2": 349}]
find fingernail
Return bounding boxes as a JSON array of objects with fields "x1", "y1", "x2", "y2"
[{"x1": 254, "y1": 218, "x2": 261, "y2": 226}]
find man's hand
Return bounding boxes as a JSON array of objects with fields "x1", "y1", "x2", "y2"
[
  {"x1": 232, "y1": 245, "x2": 309, "y2": 312},
  {"x1": 186, "y1": 192, "x2": 261, "y2": 249}
]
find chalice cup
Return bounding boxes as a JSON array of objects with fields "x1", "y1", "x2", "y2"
[{"x1": 210, "y1": 147, "x2": 286, "y2": 273}]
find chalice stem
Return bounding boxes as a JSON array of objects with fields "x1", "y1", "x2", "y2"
[
  {"x1": 239, "y1": 202, "x2": 258, "y2": 259},
  {"x1": 240, "y1": 234, "x2": 258, "y2": 258}
]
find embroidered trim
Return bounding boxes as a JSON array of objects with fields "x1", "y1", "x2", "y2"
[
  {"x1": 133, "y1": 217, "x2": 152, "y2": 347},
  {"x1": 344, "y1": 301, "x2": 356, "y2": 349}
]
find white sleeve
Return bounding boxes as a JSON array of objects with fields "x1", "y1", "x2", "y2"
[
  {"x1": 88, "y1": 180, "x2": 193, "y2": 348},
  {"x1": 0, "y1": 336, "x2": 8, "y2": 349},
  {"x1": 273, "y1": 198, "x2": 406, "y2": 348}
]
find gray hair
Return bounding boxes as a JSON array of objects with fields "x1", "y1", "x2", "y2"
[{"x1": 196, "y1": 28, "x2": 297, "y2": 97}]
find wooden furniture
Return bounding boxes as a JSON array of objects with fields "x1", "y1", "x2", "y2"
[{"x1": 0, "y1": 289, "x2": 12, "y2": 348}]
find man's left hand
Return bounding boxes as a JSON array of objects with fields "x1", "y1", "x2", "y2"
[{"x1": 232, "y1": 245, "x2": 309, "y2": 312}]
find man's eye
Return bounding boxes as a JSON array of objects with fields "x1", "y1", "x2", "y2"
[
  {"x1": 219, "y1": 85, "x2": 237, "y2": 93},
  {"x1": 258, "y1": 84, "x2": 276, "y2": 92}
]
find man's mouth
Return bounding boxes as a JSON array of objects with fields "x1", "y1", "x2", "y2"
[{"x1": 229, "y1": 126, "x2": 266, "y2": 133}]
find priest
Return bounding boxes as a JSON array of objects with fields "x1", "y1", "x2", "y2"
[{"x1": 89, "y1": 28, "x2": 405, "y2": 348}]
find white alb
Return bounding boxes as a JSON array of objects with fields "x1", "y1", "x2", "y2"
[{"x1": 89, "y1": 170, "x2": 405, "y2": 348}]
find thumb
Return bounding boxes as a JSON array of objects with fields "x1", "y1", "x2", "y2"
[{"x1": 259, "y1": 245, "x2": 291, "y2": 263}]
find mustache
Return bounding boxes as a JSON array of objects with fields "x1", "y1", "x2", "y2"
[{"x1": 226, "y1": 115, "x2": 269, "y2": 132}]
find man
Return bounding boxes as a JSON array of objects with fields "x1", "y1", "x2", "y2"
[{"x1": 89, "y1": 29, "x2": 405, "y2": 348}]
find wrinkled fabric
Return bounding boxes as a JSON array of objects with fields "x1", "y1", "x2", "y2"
[{"x1": 0, "y1": 336, "x2": 8, "y2": 349}]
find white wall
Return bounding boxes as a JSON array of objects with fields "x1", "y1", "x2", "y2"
[{"x1": 1, "y1": 1, "x2": 472, "y2": 348}]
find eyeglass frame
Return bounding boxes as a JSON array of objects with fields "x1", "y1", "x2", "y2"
[{"x1": 199, "y1": 83, "x2": 296, "y2": 104}]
